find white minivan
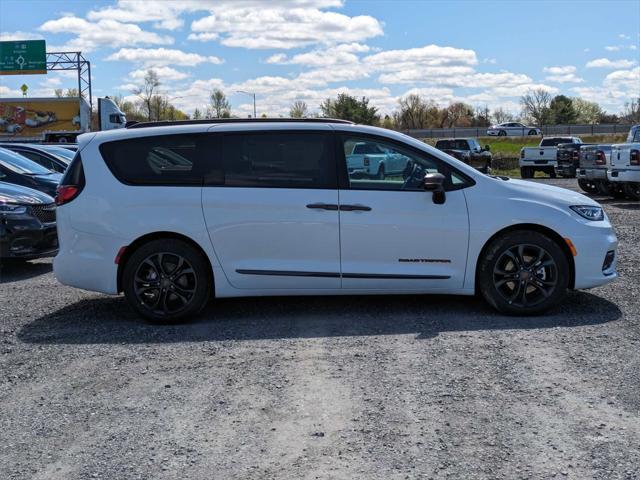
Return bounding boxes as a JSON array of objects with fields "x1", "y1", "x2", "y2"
[{"x1": 54, "y1": 119, "x2": 617, "y2": 323}]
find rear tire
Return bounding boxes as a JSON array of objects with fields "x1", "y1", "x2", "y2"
[
  {"x1": 478, "y1": 231, "x2": 569, "y2": 316},
  {"x1": 624, "y1": 182, "x2": 640, "y2": 200},
  {"x1": 578, "y1": 179, "x2": 598, "y2": 194},
  {"x1": 520, "y1": 167, "x2": 533, "y2": 179},
  {"x1": 375, "y1": 164, "x2": 385, "y2": 180},
  {"x1": 528, "y1": 129, "x2": 538, "y2": 136},
  {"x1": 549, "y1": 169, "x2": 557, "y2": 179},
  {"x1": 595, "y1": 181, "x2": 610, "y2": 196},
  {"x1": 123, "y1": 239, "x2": 212, "y2": 324}
]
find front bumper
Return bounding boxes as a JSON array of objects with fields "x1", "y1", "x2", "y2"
[
  {"x1": 0, "y1": 217, "x2": 58, "y2": 259},
  {"x1": 607, "y1": 169, "x2": 640, "y2": 183},
  {"x1": 571, "y1": 225, "x2": 618, "y2": 289},
  {"x1": 578, "y1": 168, "x2": 608, "y2": 181}
]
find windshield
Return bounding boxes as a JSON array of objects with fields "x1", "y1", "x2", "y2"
[
  {"x1": 541, "y1": 138, "x2": 573, "y2": 147},
  {"x1": 436, "y1": 140, "x2": 470, "y2": 150},
  {"x1": 0, "y1": 148, "x2": 53, "y2": 175},
  {"x1": 39, "y1": 146, "x2": 74, "y2": 162}
]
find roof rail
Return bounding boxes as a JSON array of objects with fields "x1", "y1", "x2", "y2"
[{"x1": 126, "y1": 118, "x2": 355, "y2": 129}]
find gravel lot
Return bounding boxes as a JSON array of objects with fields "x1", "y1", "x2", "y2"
[{"x1": 1, "y1": 178, "x2": 638, "y2": 480}]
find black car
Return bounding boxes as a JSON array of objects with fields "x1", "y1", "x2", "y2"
[
  {"x1": 0, "y1": 147, "x2": 62, "y2": 198},
  {"x1": 0, "y1": 143, "x2": 70, "y2": 173},
  {"x1": 556, "y1": 142, "x2": 593, "y2": 178},
  {"x1": 434, "y1": 138, "x2": 492, "y2": 173},
  {"x1": 0, "y1": 181, "x2": 58, "y2": 260}
]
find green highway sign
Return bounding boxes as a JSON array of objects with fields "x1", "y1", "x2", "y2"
[{"x1": 0, "y1": 40, "x2": 47, "y2": 75}]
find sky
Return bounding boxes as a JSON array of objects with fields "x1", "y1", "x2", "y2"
[{"x1": 0, "y1": 0, "x2": 639, "y2": 118}]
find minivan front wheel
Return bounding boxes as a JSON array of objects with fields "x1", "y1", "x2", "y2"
[
  {"x1": 478, "y1": 231, "x2": 569, "y2": 315},
  {"x1": 123, "y1": 239, "x2": 211, "y2": 323}
]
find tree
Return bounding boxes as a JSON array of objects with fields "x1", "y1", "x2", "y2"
[
  {"x1": 520, "y1": 88, "x2": 553, "y2": 125},
  {"x1": 549, "y1": 95, "x2": 577, "y2": 124},
  {"x1": 289, "y1": 100, "x2": 308, "y2": 118},
  {"x1": 621, "y1": 97, "x2": 640, "y2": 124},
  {"x1": 192, "y1": 108, "x2": 203, "y2": 120},
  {"x1": 65, "y1": 88, "x2": 79, "y2": 97},
  {"x1": 472, "y1": 105, "x2": 491, "y2": 127},
  {"x1": 492, "y1": 107, "x2": 514, "y2": 124},
  {"x1": 208, "y1": 89, "x2": 231, "y2": 118},
  {"x1": 573, "y1": 98, "x2": 603, "y2": 124},
  {"x1": 133, "y1": 69, "x2": 160, "y2": 121},
  {"x1": 394, "y1": 94, "x2": 435, "y2": 129},
  {"x1": 54, "y1": 88, "x2": 64, "y2": 98},
  {"x1": 440, "y1": 102, "x2": 475, "y2": 128},
  {"x1": 381, "y1": 114, "x2": 396, "y2": 130},
  {"x1": 320, "y1": 93, "x2": 379, "y2": 125}
]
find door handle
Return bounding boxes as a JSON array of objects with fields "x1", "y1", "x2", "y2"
[
  {"x1": 306, "y1": 203, "x2": 339, "y2": 211},
  {"x1": 340, "y1": 204, "x2": 372, "y2": 211}
]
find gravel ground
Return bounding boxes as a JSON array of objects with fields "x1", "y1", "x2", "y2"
[{"x1": 1, "y1": 178, "x2": 638, "y2": 480}]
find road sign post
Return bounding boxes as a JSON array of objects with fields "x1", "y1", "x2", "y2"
[{"x1": 0, "y1": 40, "x2": 47, "y2": 75}]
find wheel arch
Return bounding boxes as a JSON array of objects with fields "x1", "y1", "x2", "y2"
[
  {"x1": 474, "y1": 223, "x2": 575, "y2": 292},
  {"x1": 116, "y1": 231, "x2": 214, "y2": 293}
]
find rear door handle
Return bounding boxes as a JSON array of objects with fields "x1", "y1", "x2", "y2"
[
  {"x1": 306, "y1": 203, "x2": 339, "y2": 211},
  {"x1": 340, "y1": 204, "x2": 372, "y2": 211}
]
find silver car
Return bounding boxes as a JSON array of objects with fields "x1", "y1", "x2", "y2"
[{"x1": 487, "y1": 122, "x2": 541, "y2": 137}]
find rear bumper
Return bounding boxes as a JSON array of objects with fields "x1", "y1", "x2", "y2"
[
  {"x1": 607, "y1": 169, "x2": 640, "y2": 183},
  {"x1": 556, "y1": 163, "x2": 577, "y2": 176},
  {"x1": 578, "y1": 168, "x2": 608, "y2": 181},
  {"x1": 519, "y1": 160, "x2": 557, "y2": 168},
  {"x1": 53, "y1": 225, "x2": 120, "y2": 294}
]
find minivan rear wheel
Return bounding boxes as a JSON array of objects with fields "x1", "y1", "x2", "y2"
[
  {"x1": 478, "y1": 231, "x2": 569, "y2": 315},
  {"x1": 123, "y1": 239, "x2": 211, "y2": 323}
]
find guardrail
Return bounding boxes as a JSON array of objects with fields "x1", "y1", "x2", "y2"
[{"x1": 403, "y1": 123, "x2": 634, "y2": 139}]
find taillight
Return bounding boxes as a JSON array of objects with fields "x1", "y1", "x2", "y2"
[
  {"x1": 55, "y1": 185, "x2": 80, "y2": 206},
  {"x1": 363, "y1": 156, "x2": 370, "y2": 166},
  {"x1": 572, "y1": 150, "x2": 579, "y2": 161},
  {"x1": 595, "y1": 151, "x2": 606, "y2": 165},
  {"x1": 631, "y1": 149, "x2": 640, "y2": 166},
  {"x1": 520, "y1": 150, "x2": 524, "y2": 158}
]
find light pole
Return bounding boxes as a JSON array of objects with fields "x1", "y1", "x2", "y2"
[{"x1": 236, "y1": 90, "x2": 257, "y2": 118}]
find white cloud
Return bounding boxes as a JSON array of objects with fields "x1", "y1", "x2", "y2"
[
  {"x1": 605, "y1": 46, "x2": 621, "y2": 51},
  {"x1": 364, "y1": 44, "x2": 477, "y2": 69},
  {"x1": 106, "y1": 48, "x2": 223, "y2": 67},
  {"x1": 0, "y1": 31, "x2": 44, "y2": 41},
  {"x1": 189, "y1": 4, "x2": 383, "y2": 49},
  {"x1": 585, "y1": 58, "x2": 636, "y2": 69},
  {"x1": 38, "y1": 16, "x2": 173, "y2": 52},
  {"x1": 129, "y1": 66, "x2": 190, "y2": 83},
  {"x1": 603, "y1": 66, "x2": 640, "y2": 92},
  {"x1": 542, "y1": 67, "x2": 584, "y2": 83},
  {"x1": 619, "y1": 33, "x2": 631, "y2": 40}
]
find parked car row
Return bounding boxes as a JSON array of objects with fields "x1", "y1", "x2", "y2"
[{"x1": 0, "y1": 143, "x2": 77, "y2": 262}]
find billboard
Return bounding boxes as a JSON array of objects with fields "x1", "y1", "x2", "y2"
[
  {"x1": 0, "y1": 98, "x2": 81, "y2": 139},
  {"x1": 0, "y1": 40, "x2": 47, "y2": 75}
]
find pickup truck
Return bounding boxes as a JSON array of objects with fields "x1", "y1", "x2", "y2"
[
  {"x1": 607, "y1": 125, "x2": 640, "y2": 200},
  {"x1": 346, "y1": 142, "x2": 411, "y2": 179},
  {"x1": 434, "y1": 138, "x2": 492, "y2": 173},
  {"x1": 575, "y1": 145, "x2": 626, "y2": 198},
  {"x1": 519, "y1": 137, "x2": 582, "y2": 178},
  {"x1": 556, "y1": 141, "x2": 593, "y2": 178}
]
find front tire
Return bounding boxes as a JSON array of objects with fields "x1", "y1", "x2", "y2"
[
  {"x1": 123, "y1": 239, "x2": 212, "y2": 324},
  {"x1": 478, "y1": 231, "x2": 569, "y2": 315},
  {"x1": 498, "y1": 130, "x2": 507, "y2": 137}
]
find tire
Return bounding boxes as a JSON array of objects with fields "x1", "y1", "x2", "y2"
[
  {"x1": 578, "y1": 178, "x2": 598, "y2": 194},
  {"x1": 520, "y1": 167, "x2": 532, "y2": 179},
  {"x1": 123, "y1": 239, "x2": 212, "y2": 324},
  {"x1": 549, "y1": 169, "x2": 557, "y2": 179},
  {"x1": 624, "y1": 182, "x2": 640, "y2": 200},
  {"x1": 478, "y1": 231, "x2": 570, "y2": 316},
  {"x1": 498, "y1": 130, "x2": 507, "y2": 137},
  {"x1": 375, "y1": 164, "x2": 385, "y2": 180},
  {"x1": 595, "y1": 181, "x2": 610, "y2": 196},
  {"x1": 528, "y1": 129, "x2": 538, "y2": 136},
  {"x1": 611, "y1": 184, "x2": 627, "y2": 200}
]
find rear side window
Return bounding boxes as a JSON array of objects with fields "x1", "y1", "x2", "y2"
[
  {"x1": 210, "y1": 132, "x2": 336, "y2": 189},
  {"x1": 100, "y1": 134, "x2": 207, "y2": 185},
  {"x1": 60, "y1": 151, "x2": 85, "y2": 187}
]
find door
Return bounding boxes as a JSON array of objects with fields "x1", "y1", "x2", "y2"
[
  {"x1": 336, "y1": 133, "x2": 470, "y2": 291},
  {"x1": 201, "y1": 129, "x2": 341, "y2": 290}
]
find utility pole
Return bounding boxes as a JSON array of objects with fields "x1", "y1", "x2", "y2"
[{"x1": 237, "y1": 90, "x2": 256, "y2": 118}]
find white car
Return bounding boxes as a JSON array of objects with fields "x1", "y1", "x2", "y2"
[
  {"x1": 487, "y1": 122, "x2": 542, "y2": 137},
  {"x1": 54, "y1": 120, "x2": 617, "y2": 323}
]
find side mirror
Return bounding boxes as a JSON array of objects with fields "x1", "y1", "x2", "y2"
[
  {"x1": 423, "y1": 172, "x2": 446, "y2": 204},
  {"x1": 484, "y1": 145, "x2": 491, "y2": 152}
]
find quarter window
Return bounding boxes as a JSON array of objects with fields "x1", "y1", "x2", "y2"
[{"x1": 100, "y1": 134, "x2": 205, "y2": 185}]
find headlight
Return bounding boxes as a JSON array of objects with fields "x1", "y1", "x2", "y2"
[
  {"x1": 0, "y1": 204, "x2": 27, "y2": 215},
  {"x1": 570, "y1": 205, "x2": 604, "y2": 221}
]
